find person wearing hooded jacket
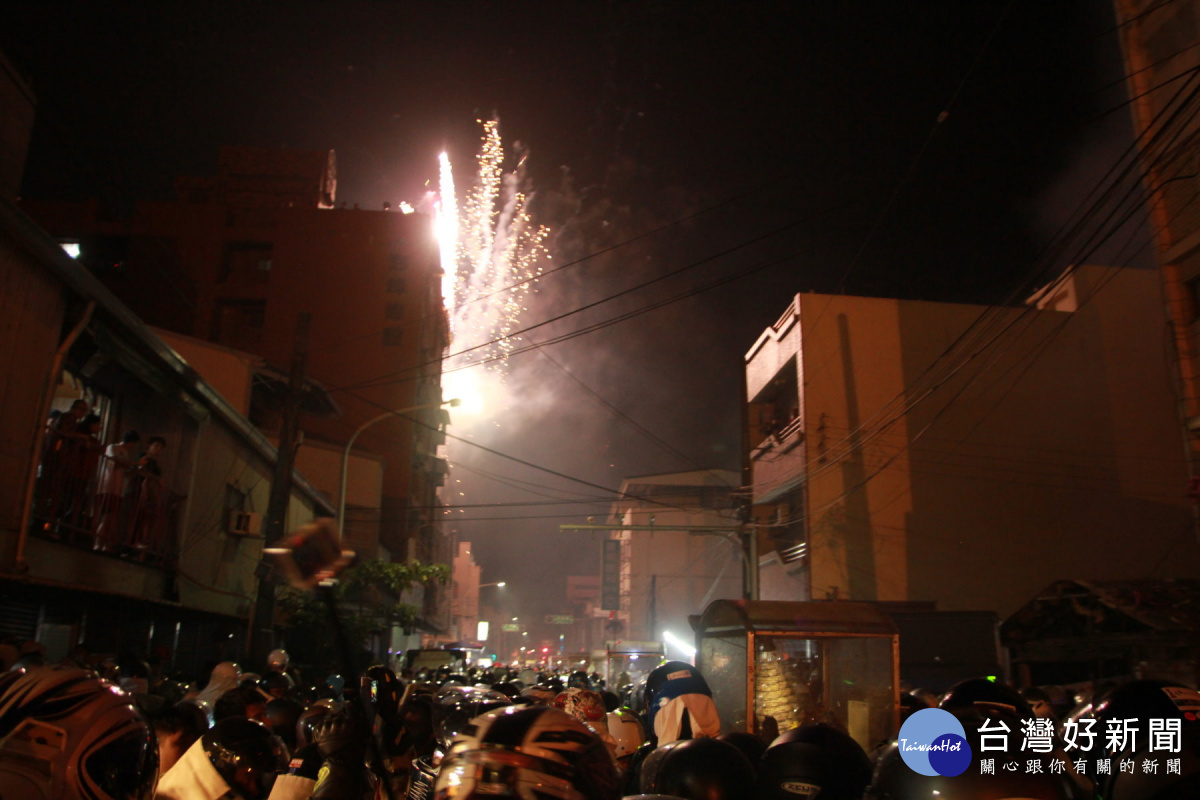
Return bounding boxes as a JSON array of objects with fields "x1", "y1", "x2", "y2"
[{"x1": 643, "y1": 661, "x2": 721, "y2": 746}]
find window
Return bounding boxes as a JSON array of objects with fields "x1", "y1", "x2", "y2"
[
  {"x1": 389, "y1": 254, "x2": 409, "y2": 273},
  {"x1": 382, "y1": 327, "x2": 404, "y2": 347},
  {"x1": 213, "y1": 300, "x2": 266, "y2": 350},
  {"x1": 385, "y1": 302, "x2": 404, "y2": 321},
  {"x1": 387, "y1": 277, "x2": 407, "y2": 294},
  {"x1": 221, "y1": 242, "x2": 273, "y2": 285}
]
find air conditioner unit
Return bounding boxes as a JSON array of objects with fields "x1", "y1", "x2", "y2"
[{"x1": 228, "y1": 510, "x2": 262, "y2": 537}]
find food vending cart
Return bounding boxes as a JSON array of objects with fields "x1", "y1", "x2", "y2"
[{"x1": 693, "y1": 599, "x2": 899, "y2": 751}]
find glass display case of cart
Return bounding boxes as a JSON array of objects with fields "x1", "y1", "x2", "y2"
[{"x1": 692, "y1": 599, "x2": 898, "y2": 752}]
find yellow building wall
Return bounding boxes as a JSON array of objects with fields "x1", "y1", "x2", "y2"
[
  {"x1": 798, "y1": 294, "x2": 911, "y2": 603},
  {"x1": 751, "y1": 267, "x2": 1196, "y2": 617}
]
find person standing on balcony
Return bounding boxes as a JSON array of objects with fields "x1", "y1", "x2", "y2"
[
  {"x1": 58, "y1": 413, "x2": 102, "y2": 532},
  {"x1": 37, "y1": 399, "x2": 89, "y2": 525},
  {"x1": 93, "y1": 429, "x2": 140, "y2": 551},
  {"x1": 126, "y1": 436, "x2": 167, "y2": 554}
]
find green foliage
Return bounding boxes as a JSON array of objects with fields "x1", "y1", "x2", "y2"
[{"x1": 276, "y1": 558, "x2": 449, "y2": 674}]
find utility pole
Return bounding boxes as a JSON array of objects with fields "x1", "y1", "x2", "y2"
[{"x1": 249, "y1": 312, "x2": 310, "y2": 667}]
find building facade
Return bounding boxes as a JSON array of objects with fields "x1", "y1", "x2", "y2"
[
  {"x1": 0, "y1": 194, "x2": 335, "y2": 675},
  {"x1": 22, "y1": 146, "x2": 454, "y2": 628},
  {"x1": 1113, "y1": 0, "x2": 1200, "y2": 513},
  {"x1": 606, "y1": 470, "x2": 744, "y2": 649},
  {"x1": 746, "y1": 267, "x2": 1197, "y2": 616}
]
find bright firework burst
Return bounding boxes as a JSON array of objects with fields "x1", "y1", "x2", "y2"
[{"x1": 437, "y1": 119, "x2": 550, "y2": 418}]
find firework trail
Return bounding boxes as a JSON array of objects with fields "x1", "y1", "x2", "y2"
[{"x1": 438, "y1": 119, "x2": 550, "y2": 419}]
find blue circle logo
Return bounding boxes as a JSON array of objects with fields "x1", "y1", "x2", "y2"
[{"x1": 897, "y1": 708, "x2": 972, "y2": 776}]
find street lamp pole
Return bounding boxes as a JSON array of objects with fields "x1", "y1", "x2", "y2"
[{"x1": 337, "y1": 398, "x2": 459, "y2": 532}]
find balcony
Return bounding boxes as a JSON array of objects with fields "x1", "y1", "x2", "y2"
[{"x1": 31, "y1": 444, "x2": 178, "y2": 566}]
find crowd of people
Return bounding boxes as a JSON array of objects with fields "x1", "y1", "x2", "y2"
[
  {"x1": 0, "y1": 643, "x2": 1195, "y2": 800},
  {"x1": 37, "y1": 398, "x2": 169, "y2": 555}
]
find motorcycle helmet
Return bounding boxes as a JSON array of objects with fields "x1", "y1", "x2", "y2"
[
  {"x1": 557, "y1": 689, "x2": 609, "y2": 727},
  {"x1": 939, "y1": 677, "x2": 1033, "y2": 718},
  {"x1": 322, "y1": 674, "x2": 345, "y2": 700},
  {"x1": 641, "y1": 662, "x2": 718, "y2": 744},
  {"x1": 0, "y1": 666, "x2": 158, "y2": 800},
  {"x1": 638, "y1": 737, "x2": 755, "y2": 800},
  {"x1": 520, "y1": 684, "x2": 557, "y2": 705},
  {"x1": 266, "y1": 649, "x2": 290, "y2": 674},
  {"x1": 259, "y1": 672, "x2": 291, "y2": 699},
  {"x1": 1092, "y1": 680, "x2": 1200, "y2": 800},
  {"x1": 435, "y1": 705, "x2": 620, "y2": 800},
  {"x1": 757, "y1": 723, "x2": 870, "y2": 800},
  {"x1": 200, "y1": 716, "x2": 287, "y2": 800},
  {"x1": 296, "y1": 703, "x2": 333, "y2": 751},
  {"x1": 492, "y1": 681, "x2": 522, "y2": 700},
  {"x1": 718, "y1": 731, "x2": 766, "y2": 772},
  {"x1": 608, "y1": 709, "x2": 647, "y2": 761},
  {"x1": 264, "y1": 697, "x2": 303, "y2": 751},
  {"x1": 432, "y1": 684, "x2": 512, "y2": 751},
  {"x1": 568, "y1": 670, "x2": 592, "y2": 690}
]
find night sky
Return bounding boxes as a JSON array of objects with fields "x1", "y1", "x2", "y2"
[{"x1": 2, "y1": 1, "x2": 1146, "y2": 634}]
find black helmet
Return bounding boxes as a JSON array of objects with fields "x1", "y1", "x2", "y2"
[
  {"x1": 259, "y1": 671, "x2": 291, "y2": 698},
  {"x1": 491, "y1": 681, "x2": 521, "y2": 699},
  {"x1": 432, "y1": 684, "x2": 512, "y2": 751},
  {"x1": 0, "y1": 666, "x2": 158, "y2": 800},
  {"x1": 639, "y1": 738, "x2": 755, "y2": 800},
  {"x1": 866, "y1": 704, "x2": 1075, "y2": 800},
  {"x1": 296, "y1": 703, "x2": 333, "y2": 750},
  {"x1": 201, "y1": 716, "x2": 287, "y2": 800},
  {"x1": 1093, "y1": 680, "x2": 1196, "y2": 736},
  {"x1": 568, "y1": 670, "x2": 591, "y2": 689},
  {"x1": 719, "y1": 731, "x2": 767, "y2": 772},
  {"x1": 264, "y1": 697, "x2": 303, "y2": 751},
  {"x1": 756, "y1": 724, "x2": 870, "y2": 800},
  {"x1": 939, "y1": 677, "x2": 1033, "y2": 718},
  {"x1": 434, "y1": 705, "x2": 620, "y2": 800},
  {"x1": 1091, "y1": 681, "x2": 1200, "y2": 800}
]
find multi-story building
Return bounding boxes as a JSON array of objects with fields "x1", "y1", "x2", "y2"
[
  {"x1": 745, "y1": 266, "x2": 1197, "y2": 616},
  {"x1": 1113, "y1": 0, "x2": 1200, "y2": 501},
  {"x1": 447, "y1": 540, "x2": 482, "y2": 647},
  {"x1": 605, "y1": 470, "x2": 744, "y2": 651},
  {"x1": 22, "y1": 146, "x2": 454, "y2": 630},
  {"x1": 0, "y1": 193, "x2": 336, "y2": 674}
]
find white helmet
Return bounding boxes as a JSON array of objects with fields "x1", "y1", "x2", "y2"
[
  {"x1": 210, "y1": 661, "x2": 241, "y2": 682},
  {"x1": 266, "y1": 649, "x2": 289, "y2": 672},
  {"x1": 606, "y1": 709, "x2": 645, "y2": 760}
]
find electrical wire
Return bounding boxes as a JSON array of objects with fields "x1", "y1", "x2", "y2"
[{"x1": 748, "y1": 66, "x2": 1200, "y2": 504}]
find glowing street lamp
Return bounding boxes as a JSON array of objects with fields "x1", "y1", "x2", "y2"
[{"x1": 480, "y1": 581, "x2": 506, "y2": 589}]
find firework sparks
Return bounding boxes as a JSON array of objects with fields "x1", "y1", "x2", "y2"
[{"x1": 438, "y1": 119, "x2": 549, "y2": 418}]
